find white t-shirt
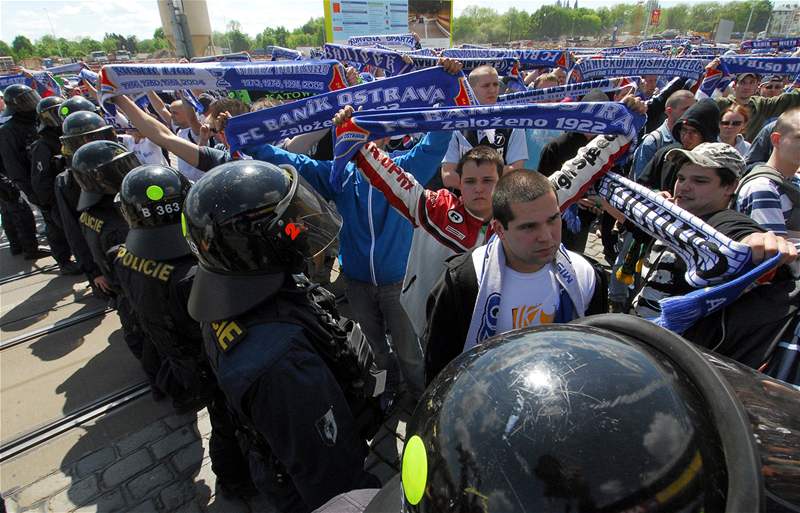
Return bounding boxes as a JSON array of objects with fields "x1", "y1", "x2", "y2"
[
  {"x1": 175, "y1": 127, "x2": 205, "y2": 182},
  {"x1": 119, "y1": 135, "x2": 169, "y2": 166},
  {"x1": 443, "y1": 128, "x2": 529, "y2": 166},
  {"x1": 495, "y1": 253, "x2": 596, "y2": 332}
]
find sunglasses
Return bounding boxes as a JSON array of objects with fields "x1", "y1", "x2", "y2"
[
  {"x1": 761, "y1": 84, "x2": 783, "y2": 90},
  {"x1": 720, "y1": 120, "x2": 744, "y2": 127}
]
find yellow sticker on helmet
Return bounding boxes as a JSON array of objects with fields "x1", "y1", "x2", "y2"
[
  {"x1": 146, "y1": 185, "x2": 164, "y2": 201},
  {"x1": 181, "y1": 212, "x2": 188, "y2": 237},
  {"x1": 402, "y1": 435, "x2": 428, "y2": 505}
]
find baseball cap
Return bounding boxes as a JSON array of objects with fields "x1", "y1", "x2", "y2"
[
  {"x1": 759, "y1": 74, "x2": 783, "y2": 86},
  {"x1": 737, "y1": 72, "x2": 760, "y2": 82},
  {"x1": 665, "y1": 142, "x2": 746, "y2": 179}
]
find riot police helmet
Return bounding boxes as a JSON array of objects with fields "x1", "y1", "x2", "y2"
[
  {"x1": 119, "y1": 164, "x2": 192, "y2": 260},
  {"x1": 368, "y1": 315, "x2": 766, "y2": 513},
  {"x1": 71, "y1": 140, "x2": 140, "y2": 211},
  {"x1": 36, "y1": 95, "x2": 66, "y2": 130},
  {"x1": 60, "y1": 111, "x2": 116, "y2": 157},
  {"x1": 183, "y1": 159, "x2": 342, "y2": 322},
  {"x1": 58, "y1": 95, "x2": 98, "y2": 121},
  {"x1": 2, "y1": 84, "x2": 41, "y2": 116}
]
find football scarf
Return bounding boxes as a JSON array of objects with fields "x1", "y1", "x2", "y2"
[
  {"x1": 98, "y1": 60, "x2": 349, "y2": 105},
  {"x1": 226, "y1": 66, "x2": 474, "y2": 151},
  {"x1": 440, "y1": 48, "x2": 573, "y2": 69},
  {"x1": 741, "y1": 37, "x2": 800, "y2": 51},
  {"x1": 499, "y1": 76, "x2": 640, "y2": 104},
  {"x1": 333, "y1": 102, "x2": 645, "y2": 191},
  {"x1": 347, "y1": 33, "x2": 421, "y2": 50},
  {"x1": 269, "y1": 46, "x2": 303, "y2": 61},
  {"x1": 568, "y1": 57, "x2": 707, "y2": 83}
]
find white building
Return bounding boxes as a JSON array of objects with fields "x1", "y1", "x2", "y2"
[{"x1": 770, "y1": 2, "x2": 800, "y2": 36}]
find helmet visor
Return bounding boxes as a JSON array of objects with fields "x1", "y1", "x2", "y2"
[
  {"x1": 73, "y1": 151, "x2": 140, "y2": 195},
  {"x1": 39, "y1": 105, "x2": 63, "y2": 128},
  {"x1": 275, "y1": 173, "x2": 342, "y2": 259},
  {"x1": 60, "y1": 126, "x2": 116, "y2": 156},
  {"x1": 11, "y1": 89, "x2": 41, "y2": 112}
]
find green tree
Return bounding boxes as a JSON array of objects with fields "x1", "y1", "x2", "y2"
[
  {"x1": 12, "y1": 35, "x2": 34, "y2": 58},
  {"x1": 0, "y1": 40, "x2": 12, "y2": 57}
]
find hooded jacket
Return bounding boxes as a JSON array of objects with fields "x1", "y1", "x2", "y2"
[
  {"x1": 671, "y1": 98, "x2": 720, "y2": 143},
  {"x1": 639, "y1": 99, "x2": 721, "y2": 191},
  {"x1": 244, "y1": 131, "x2": 451, "y2": 286}
]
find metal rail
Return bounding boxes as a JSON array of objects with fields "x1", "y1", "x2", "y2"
[
  {"x1": 0, "y1": 306, "x2": 113, "y2": 351},
  {"x1": 0, "y1": 382, "x2": 150, "y2": 463},
  {"x1": 0, "y1": 264, "x2": 60, "y2": 286}
]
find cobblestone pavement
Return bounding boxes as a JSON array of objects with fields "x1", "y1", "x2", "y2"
[{"x1": 1, "y1": 236, "x2": 608, "y2": 513}]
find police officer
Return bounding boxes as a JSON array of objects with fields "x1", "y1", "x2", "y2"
[
  {"x1": 54, "y1": 111, "x2": 118, "y2": 284},
  {"x1": 70, "y1": 140, "x2": 162, "y2": 395},
  {"x1": 58, "y1": 95, "x2": 99, "y2": 121},
  {"x1": 0, "y1": 84, "x2": 50, "y2": 259},
  {"x1": 356, "y1": 315, "x2": 800, "y2": 513},
  {"x1": 112, "y1": 163, "x2": 256, "y2": 497},
  {"x1": 29, "y1": 96, "x2": 81, "y2": 274},
  {"x1": 183, "y1": 160, "x2": 381, "y2": 512}
]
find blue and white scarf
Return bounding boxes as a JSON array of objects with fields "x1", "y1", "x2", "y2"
[
  {"x1": 499, "y1": 76, "x2": 640, "y2": 104},
  {"x1": 98, "y1": 60, "x2": 349, "y2": 105},
  {"x1": 333, "y1": 102, "x2": 645, "y2": 190},
  {"x1": 697, "y1": 56, "x2": 800, "y2": 98},
  {"x1": 268, "y1": 46, "x2": 303, "y2": 61},
  {"x1": 45, "y1": 62, "x2": 87, "y2": 75},
  {"x1": 638, "y1": 39, "x2": 689, "y2": 50},
  {"x1": 568, "y1": 57, "x2": 708, "y2": 83},
  {"x1": 602, "y1": 46, "x2": 640, "y2": 55},
  {"x1": 348, "y1": 33, "x2": 421, "y2": 50},
  {"x1": 0, "y1": 73, "x2": 29, "y2": 89},
  {"x1": 189, "y1": 52, "x2": 251, "y2": 63},
  {"x1": 440, "y1": 48, "x2": 572, "y2": 69},
  {"x1": 323, "y1": 43, "x2": 519, "y2": 76},
  {"x1": 225, "y1": 66, "x2": 474, "y2": 151},
  {"x1": 741, "y1": 37, "x2": 800, "y2": 51},
  {"x1": 596, "y1": 172, "x2": 781, "y2": 332}
]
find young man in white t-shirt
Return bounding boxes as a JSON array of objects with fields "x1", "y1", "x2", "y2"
[
  {"x1": 119, "y1": 129, "x2": 169, "y2": 166},
  {"x1": 440, "y1": 65, "x2": 528, "y2": 189},
  {"x1": 424, "y1": 170, "x2": 606, "y2": 384}
]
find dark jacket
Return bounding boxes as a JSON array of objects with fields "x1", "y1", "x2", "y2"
[
  {"x1": 639, "y1": 99, "x2": 721, "y2": 192},
  {"x1": 0, "y1": 112, "x2": 38, "y2": 199},
  {"x1": 423, "y1": 250, "x2": 609, "y2": 385}
]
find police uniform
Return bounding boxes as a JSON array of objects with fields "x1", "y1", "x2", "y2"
[
  {"x1": 30, "y1": 126, "x2": 77, "y2": 268},
  {"x1": 54, "y1": 169, "x2": 100, "y2": 279},
  {"x1": 71, "y1": 141, "x2": 162, "y2": 390},
  {"x1": 184, "y1": 160, "x2": 382, "y2": 512},
  {"x1": 0, "y1": 87, "x2": 44, "y2": 257}
]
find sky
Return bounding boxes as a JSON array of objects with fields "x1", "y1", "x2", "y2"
[{"x1": 0, "y1": 0, "x2": 654, "y2": 43}]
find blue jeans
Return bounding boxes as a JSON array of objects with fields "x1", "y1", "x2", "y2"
[{"x1": 344, "y1": 278, "x2": 425, "y2": 398}]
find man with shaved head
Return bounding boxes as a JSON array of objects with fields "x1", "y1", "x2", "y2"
[{"x1": 440, "y1": 65, "x2": 528, "y2": 189}]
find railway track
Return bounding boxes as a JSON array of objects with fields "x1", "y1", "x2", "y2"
[
  {"x1": 0, "y1": 264, "x2": 61, "y2": 286},
  {"x1": 0, "y1": 381, "x2": 150, "y2": 463}
]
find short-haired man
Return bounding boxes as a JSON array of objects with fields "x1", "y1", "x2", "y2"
[
  {"x1": 736, "y1": 107, "x2": 800, "y2": 239},
  {"x1": 631, "y1": 90, "x2": 696, "y2": 180},
  {"x1": 349, "y1": 140, "x2": 503, "y2": 339},
  {"x1": 708, "y1": 55, "x2": 800, "y2": 141},
  {"x1": 440, "y1": 65, "x2": 528, "y2": 189},
  {"x1": 759, "y1": 75, "x2": 786, "y2": 99},
  {"x1": 424, "y1": 170, "x2": 607, "y2": 384},
  {"x1": 634, "y1": 142, "x2": 797, "y2": 320}
]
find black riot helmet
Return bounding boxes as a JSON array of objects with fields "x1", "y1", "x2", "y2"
[
  {"x1": 58, "y1": 95, "x2": 98, "y2": 121},
  {"x1": 119, "y1": 164, "x2": 192, "y2": 260},
  {"x1": 71, "y1": 140, "x2": 140, "y2": 211},
  {"x1": 368, "y1": 316, "x2": 770, "y2": 513},
  {"x1": 60, "y1": 111, "x2": 116, "y2": 157},
  {"x1": 183, "y1": 160, "x2": 342, "y2": 322},
  {"x1": 36, "y1": 95, "x2": 66, "y2": 131},
  {"x1": 2, "y1": 84, "x2": 41, "y2": 116}
]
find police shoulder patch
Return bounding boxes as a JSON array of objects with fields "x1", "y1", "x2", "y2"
[{"x1": 210, "y1": 320, "x2": 247, "y2": 352}]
